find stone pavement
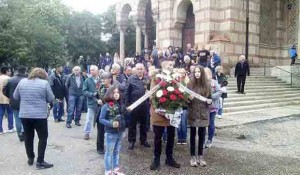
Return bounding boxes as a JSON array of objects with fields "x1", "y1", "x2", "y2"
[
  {"x1": 216, "y1": 105, "x2": 300, "y2": 128},
  {"x1": 1, "y1": 113, "x2": 300, "y2": 175}
]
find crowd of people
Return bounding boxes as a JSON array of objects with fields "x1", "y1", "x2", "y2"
[{"x1": 0, "y1": 43, "x2": 252, "y2": 175}]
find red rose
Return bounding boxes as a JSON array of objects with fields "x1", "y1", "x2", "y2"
[
  {"x1": 163, "y1": 90, "x2": 168, "y2": 96},
  {"x1": 170, "y1": 94, "x2": 177, "y2": 101},
  {"x1": 159, "y1": 97, "x2": 167, "y2": 103},
  {"x1": 155, "y1": 78, "x2": 161, "y2": 84},
  {"x1": 178, "y1": 94, "x2": 184, "y2": 99},
  {"x1": 108, "y1": 102, "x2": 114, "y2": 107},
  {"x1": 174, "y1": 89, "x2": 181, "y2": 95},
  {"x1": 159, "y1": 81, "x2": 167, "y2": 87},
  {"x1": 171, "y1": 80, "x2": 177, "y2": 84}
]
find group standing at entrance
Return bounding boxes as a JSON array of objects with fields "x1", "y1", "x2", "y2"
[{"x1": 0, "y1": 42, "x2": 252, "y2": 175}]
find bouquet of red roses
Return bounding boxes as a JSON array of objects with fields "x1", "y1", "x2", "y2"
[{"x1": 151, "y1": 70, "x2": 189, "y2": 114}]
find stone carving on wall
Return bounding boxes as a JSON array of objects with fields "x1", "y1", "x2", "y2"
[
  {"x1": 287, "y1": 0, "x2": 299, "y2": 45},
  {"x1": 259, "y1": 0, "x2": 277, "y2": 45}
]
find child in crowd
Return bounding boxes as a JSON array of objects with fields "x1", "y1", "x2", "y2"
[
  {"x1": 215, "y1": 66, "x2": 228, "y2": 119},
  {"x1": 99, "y1": 85, "x2": 126, "y2": 175},
  {"x1": 204, "y1": 68, "x2": 222, "y2": 148},
  {"x1": 187, "y1": 66, "x2": 212, "y2": 167}
]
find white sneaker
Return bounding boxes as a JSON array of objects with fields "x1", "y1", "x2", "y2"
[
  {"x1": 218, "y1": 115, "x2": 222, "y2": 119},
  {"x1": 197, "y1": 156, "x2": 207, "y2": 167},
  {"x1": 205, "y1": 140, "x2": 212, "y2": 148},
  {"x1": 190, "y1": 156, "x2": 198, "y2": 167},
  {"x1": 114, "y1": 167, "x2": 125, "y2": 175},
  {"x1": 7, "y1": 128, "x2": 15, "y2": 133},
  {"x1": 0, "y1": 131, "x2": 6, "y2": 135}
]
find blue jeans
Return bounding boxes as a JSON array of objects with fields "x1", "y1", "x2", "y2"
[
  {"x1": 0, "y1": 104, "x2": 14, "y2": 132},
  {"x1": 177, "y1": 110, "x2": 188, "y2": 142},
  {"x1": 208, "y1": 112, "x2": 216, "y2": 141},
  {"x1": 84, "y1": 107, "x2": 96, "y2": 134},
  {"x1": 53, "y1": 100, "x2": 64, "y2": 120},
  {"x1": 104, "y1": 132, "x2": 123, "y2": 172},
  {"x1": 67, "y1": 95, "x2": 84, "y2": 124},
  {"x1": 12, "y1": 110, "x2": 23, "y2": 134}
]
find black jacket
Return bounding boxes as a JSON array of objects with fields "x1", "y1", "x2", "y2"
[
  {"x1": 125, "y1": 75, "x2": 149, "y2": 107},
  {"x1": 49, "y1": 72, "x2": 65, "y2": 99},
  {"x1": 235, "y1": 62, "x2": 250, "y2": 77},
  {"x1": 2, "y1": 74, "x2": 26, "y2": 110}
]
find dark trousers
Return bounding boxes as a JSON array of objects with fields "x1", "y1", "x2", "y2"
[
  {"x1": 96, "y1": 121, "x2": 105, "y2": 151},
  {"x1": 237, "y1": 75, "x2": 246, "y2": 93},
  {"x1": 21, "y1": 118, "x2": 48, "y2": 163},
  {"x1": 128, "y1": 106, "x2": 147, "y2": 143},
  {"x1": 153, "y1": 125, "x2": 175, "y2": 159},
  {"x1": 291, "y1": 58, "x2": 296, "y2": 66},
  {"x1": 190, "y1": 127, "x2": 206, "y2": 156}
]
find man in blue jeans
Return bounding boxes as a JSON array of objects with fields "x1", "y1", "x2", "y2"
[
  {"x1": 3, "y1": 66, "x2": 26, "y2": 141},
  {"x1": 65, "y1": 66, "x2": 84, "y2": 128},
  {"x1": 49, "y1": 66, "x2": 66, "y2": 123},
  {"x1": 83, "y1": 65, "x2": 101, "y2": 140},
  {"x1": 0, "y1": 66, "x2": 13, "y2": 134}
]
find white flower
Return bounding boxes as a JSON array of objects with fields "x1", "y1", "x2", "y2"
[
  {"x1": 156, "y1": 90, "x2": 163, "y2": 98},
  {"x1": 162, "y1": 70, "x2": 171, "y2": 75},
  {"x1": 167, "y1": 86, "x2": 175, "y2": 92},
  {"x1": 165, "y1": 75, "x2": 172, "y2": 82},
  {"x1": 179, "y1": 87, "x2": 185, "y2": 92},
  {"x1": 172, "y1": 73, "x2": 180, "y2": 79}
]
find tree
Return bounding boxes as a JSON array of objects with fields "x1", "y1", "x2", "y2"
[
  {"x1": 66, "y1": 11, "x2": 106, "y2": 65},
  {"x1": 0, "y1": 0, "x2": 70, "y2": 68}
]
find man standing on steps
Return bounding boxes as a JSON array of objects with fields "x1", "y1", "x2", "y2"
[{"x1": 235, "y1": 55, "x2": 250, "y2": 94}]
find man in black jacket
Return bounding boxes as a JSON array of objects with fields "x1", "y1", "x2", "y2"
[
  {"x1": 3, "y1": 66, "x2": 26, "y2": 141},
  {"x1": 125, "y1": 63, "x2": 151, "y2": 150},
  {"x1": 49, "y1": 66, "x2": 66, "y2": 122},
  {"x1": 235, "y1": 55, "x2": 250, "y2": 94}
]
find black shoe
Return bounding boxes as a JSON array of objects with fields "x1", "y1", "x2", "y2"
[
  {"x1": 128, "y1": 142, "x2": 135, "y2": 150},
  {"x1": 66, "y1": 123, "x2": 72, "y2": 128},
  {"x1": 165, "y1": 158, "x2": 180, "y2": 168},
  {"x1": 236, "y1": 91, "x2": 240, "y2": 94},
  {"x1": 141, "y1": 141, "x2": 151, "y2": 148},
  {"x1": 150, "y1": 159, "x2": 160, "y2": 171},
  {"x1": 19, "y1": 132, "x2": 25, "y2": 142},
  {"x1": 58, "y1": 119, "x2": 65, "y2": 122},
  {"x1": 241, "y1": 92, "x2": 246, "y2": 95},
  {"x1": 97, "y1": 149, "x2": 105, "y2": 155},
  {"x1": 75, "y1": 121, "x2": 81, "y2": 126},
  {"x1": 27, "y1": 158, "x2": 34, "y2": 166},
  {"x1": 36, "y1": 161, "x2": 53, "y2": 169}
]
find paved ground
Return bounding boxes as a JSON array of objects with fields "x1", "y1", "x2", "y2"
[{"x1": 1, "y1": 113, "x2": 300, "y2": 175}]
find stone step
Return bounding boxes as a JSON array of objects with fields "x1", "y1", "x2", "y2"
[
  {"x1": 223, "y1": 101, "x2": 300, "y2": 113},
  {"x1": 227, "y1": 79, "x2": 283, "y2": 83},
  {"x1": 226, "y1": 82, "x2": 287, "y2": 87},
  {"x1": 226, "y1": 85, "x2": 291, "y2": 90},
  {"x1": 228, "y1": 90, "x2": 300, "y2": 98},
  {"x1": 225, "y1": 92, "x2": 300, "y2": 102},
  {"x1": 227, "y1": 87, "x2": 300, "y2": 94},
  {"x1": 223, "y1": 96, "x2": 300, "y2": 108}
]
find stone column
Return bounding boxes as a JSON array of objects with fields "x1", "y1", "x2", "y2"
[
  {"x1": 119, "y1": 25, "x2": 127, "y2": 66},
  {"x1": 142, "y1": 26, "x2": 149, "y2": 49},
  {"x1": 136, "y1": 25, "x2": 142, "y2": 54}
]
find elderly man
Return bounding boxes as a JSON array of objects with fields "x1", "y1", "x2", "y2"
[
  {"x1": 235, "y1": 55, "x2": 250, "y2": 94},
  {"x1": 83, "y1": 65, "x2": 101, "y2": 140},
  {"x1": 65, "y1": 66, "x2": 84, "y2": 128},
  {"x1": 125, "y1": 63, "x2": 151, "y2": 150}
]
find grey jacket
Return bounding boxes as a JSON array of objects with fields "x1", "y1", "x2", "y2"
[
  {"x1": 65, "y1": 74, "x2": 84, "y2": 96},
  {"x1": 210, "y1": 79, "x2": 222, "y2": 111},
  {"x1": 13, "y1": 78, "x2": 54, "y2": 119}
]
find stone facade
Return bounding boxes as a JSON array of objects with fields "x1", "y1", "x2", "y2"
[{"x1": 116, "y1": 0, "x2": 300, "y2": 67}]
